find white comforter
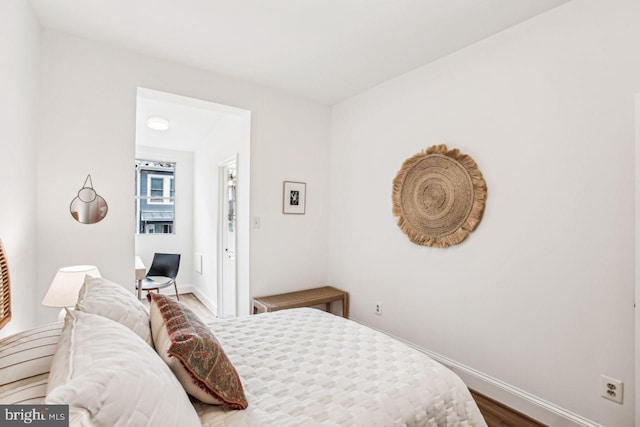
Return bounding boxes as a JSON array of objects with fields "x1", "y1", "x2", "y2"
[{"x1": 195, "y1": 308, "x2": 486, "y2": 427}]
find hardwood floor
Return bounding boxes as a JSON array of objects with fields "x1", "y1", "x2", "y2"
[
  {"x1": 173, "y1": 294, "x2": 546, "y2": 427},
  {"x1": 178, "y1": 292, "x2": 217, "y2": 323},
  {"x1": 470, "y1": 390, "x2": 546, "y2": 427},
  {"x1": 142, "y1": 292, "x2": 217, "y2": 323}
]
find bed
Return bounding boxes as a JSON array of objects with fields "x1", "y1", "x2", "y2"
[
  {"x1": 196, "y1": 308, "x2": 485, "y2": 426},
  {"x1": 0, "y1": 241, "x2": 486, "y2": 426}
]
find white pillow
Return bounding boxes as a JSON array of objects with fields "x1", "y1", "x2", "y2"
[
  {"x1": 0, "y1": 322, "x2": 63, "y2": 404},
  {"x1": 45, "y1": 310, "x2": 200, "y2": 427},
  {"x1": 75, "y1": 276, "x2": 152, "y2": 346}
]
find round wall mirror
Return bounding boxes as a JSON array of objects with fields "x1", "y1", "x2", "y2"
[{"x1": 70, "y1": 175, "x2": 108, "y2": 224}]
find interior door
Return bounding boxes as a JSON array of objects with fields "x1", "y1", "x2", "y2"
[{"x1": 218, "y1": 156, "x2": 237, "y2": 318}]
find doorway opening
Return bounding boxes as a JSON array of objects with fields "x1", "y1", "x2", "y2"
[{"x1": 134, "y1": 87, "x2": 251, "y2": 317}]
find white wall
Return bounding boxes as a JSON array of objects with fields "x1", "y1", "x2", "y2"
[
  {"x1": 193, "y1": 114, "x2": 249, "y2": 314},
  {"x1": 135, "y1": 146, "x2": 194, "y2": 288},
  {"x1": 329, "y1": 1, "x2": 640, "y2": 426},
  {"x1": 36, "y1": 30, "x2": 330, "y2": 323},
  {"x1": 0, "y1": 0, "x2": 40, "y2": 337}
]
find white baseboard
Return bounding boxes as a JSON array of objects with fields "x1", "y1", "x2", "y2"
[{"x1": 351, "y1": 317, "x2": 602, "y2": 427}]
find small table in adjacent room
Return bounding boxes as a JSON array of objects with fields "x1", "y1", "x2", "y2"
[
  {"x1": 253, "y1": 286, "x2": 349, "y2": 318},
  {"x1": 135, "y1": 256, "x2": 146, "y2": 300}
]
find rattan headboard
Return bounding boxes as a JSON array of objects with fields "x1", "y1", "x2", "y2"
[{"x1": 0, "y1": 239, "x2": 11, "y2": 330}]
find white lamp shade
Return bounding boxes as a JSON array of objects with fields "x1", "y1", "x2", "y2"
[{"x1": 42, "y1": 265, "x2": 101, "y2": 308}]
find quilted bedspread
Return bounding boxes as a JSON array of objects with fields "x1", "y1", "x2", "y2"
[{"x1": 195, "y1": 308, "x2": 486, "y2": 427}]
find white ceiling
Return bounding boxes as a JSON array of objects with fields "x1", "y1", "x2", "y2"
[
  {"x1": 136, "y1": 88, "x2": 246, "y2": 152},
  {"x1": 30, "y1": 0, "x2": 570, "y2": 105}
]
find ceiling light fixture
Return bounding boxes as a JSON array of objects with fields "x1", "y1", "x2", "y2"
[{"x1": 146, "y1": 116, "x2": 169, "y2": 131}]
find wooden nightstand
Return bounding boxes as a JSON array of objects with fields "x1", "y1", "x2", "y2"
[{"x1": 253, "y1": 286, "x2": 349, "y2": 318}]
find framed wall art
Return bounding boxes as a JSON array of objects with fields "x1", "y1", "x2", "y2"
[{"x1": 283, "y1": 181, "x2": 306, "y2": 214}]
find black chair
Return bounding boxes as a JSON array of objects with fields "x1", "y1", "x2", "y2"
[{"x1": 137, "y1": 253, "x2": 181, "y2": 300}]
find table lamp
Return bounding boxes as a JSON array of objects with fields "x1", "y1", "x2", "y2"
[{"x1": 42, "y1": 265, "x2": 101, "y2": 317}]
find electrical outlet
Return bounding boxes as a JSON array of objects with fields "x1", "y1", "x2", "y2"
[
  {"x1": 375, "y1": 303, "x2": 382, "y2": 315},
  {"x1": 601, "y1": 375, "x2": 623, "y2": 404}
]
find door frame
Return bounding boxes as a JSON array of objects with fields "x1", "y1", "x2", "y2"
[
  {"x1": 635, "y1": 94, "x2": 640, "y2": 427},
  {"x1": 217, "y1": 154, "x2": 238, "y2": 318}
]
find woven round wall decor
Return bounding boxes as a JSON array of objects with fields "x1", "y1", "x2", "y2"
[{"x1": 392, "y1": 144, "x2": 487, "y2": 248}]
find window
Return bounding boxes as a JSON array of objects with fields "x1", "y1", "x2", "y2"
[
  {"x1": 147, "y1": 174, "x2": 174, "y2": 204},
  {"x1": 135, "y1": 160, "x2": 176, "y2": 234}
]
